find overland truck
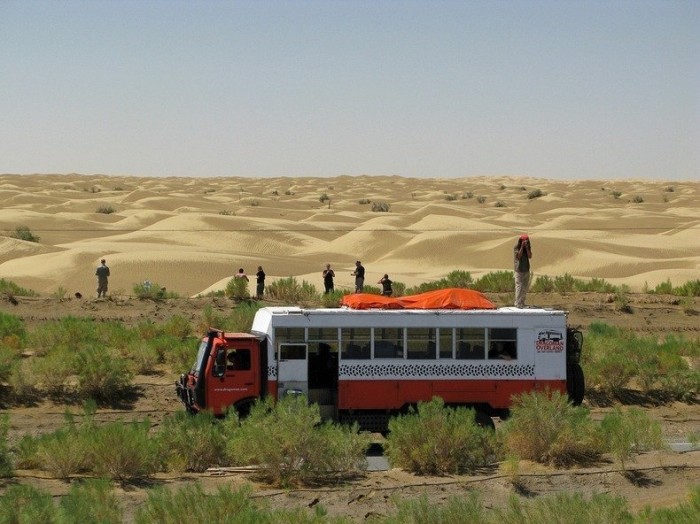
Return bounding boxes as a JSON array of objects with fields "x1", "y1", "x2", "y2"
[{"x1": 176, "y1": 289, "x2": 584, "y2": 432}]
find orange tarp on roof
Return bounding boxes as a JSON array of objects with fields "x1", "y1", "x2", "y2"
[{"x1": 340, "y1": 288, "x2": 495, "y2": 310}]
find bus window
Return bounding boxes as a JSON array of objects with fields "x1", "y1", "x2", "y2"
[
  {"x1": 374, "y1": 327, "x2": 403, "y2": 358},
  {"x1": 280, "y1": 343, "x2": 306, "y2": 360},
  {"x1": 341, "y1": 327, "x2": 370, "y2": 359},
  {"x1": 457, "y1": 328, "x2": 486, "y2": 359},
  {"x1": 275, "y1": 327, "x2": 305, "y2": 344},
  {"x1": 407, "y1": 328, "x2": 436, "y2": 359},
  {"x1": 488, "y1": 328, "x2": 517, "y2": 360},
  {"x1": 438, "y1": 328, "x2": 454, "y2": 358}
]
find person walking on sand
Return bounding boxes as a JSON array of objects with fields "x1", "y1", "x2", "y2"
[
  {"x1": 255, "y1": 266, "x2": 266, "y2": 299},
  {"x1": 378, "y1": 274, "x2": 393, "y2": 296},
  {"x1": 95, "y1": 258, "x2": 110, "y2": 298},
  {"x1": 514, "y1": 234, "x2": 532, "y2": 308},
  {"x1": 351, "y1": 260, "x2": 365, "y2": 293},
  {"x1": 322, "y1": 263, "x2": 335, "y2": 294}
]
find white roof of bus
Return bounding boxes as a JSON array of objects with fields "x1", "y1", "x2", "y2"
[{"x1": 259, "y1": 306, "x2": 566, "y2": 316}]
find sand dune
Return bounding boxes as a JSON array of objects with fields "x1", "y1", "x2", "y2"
[{"x1": 0, "y1": 174, "x2": 697, "y2": 297}]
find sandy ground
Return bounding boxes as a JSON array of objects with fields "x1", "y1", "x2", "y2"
[
  {"x1": 0, "y1": 291, "x2": 698, "y2": 521},
  {"x1": 0, "y1": 174, "x2": 698, "y2": 297}
]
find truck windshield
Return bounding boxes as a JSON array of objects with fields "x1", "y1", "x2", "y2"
[{"x1": 191, "y1": 340, "x2": 208, "y2": 374}]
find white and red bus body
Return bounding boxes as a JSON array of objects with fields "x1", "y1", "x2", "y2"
[{"x1": 176, "y1": 305, "x2": 584, "y2": 431}]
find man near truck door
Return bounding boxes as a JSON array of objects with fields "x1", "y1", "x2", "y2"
[{"x1": 513, "y1": 234, "x2": 532, "y2": 307}]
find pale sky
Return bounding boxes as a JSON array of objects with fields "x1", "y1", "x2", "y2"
[{"x1": 1, "y1": 0, "x2": 698, "y2": 180}]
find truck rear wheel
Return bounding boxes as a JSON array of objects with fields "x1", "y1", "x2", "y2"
[{"x1": 567, "y1": 363, "x2": 585, "y2": 406}]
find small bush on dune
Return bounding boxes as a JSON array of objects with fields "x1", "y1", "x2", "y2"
[
  {"x1": 407, "y1": 270, "x2": 474, "y2": 295},
  {"x1": 10, "y1": 225, "x2": 40, "y2": 243},
  {"x1": 0, "y1": 278, "x2": 39, "y2": 296},
  {"x1": 473, "y1": 270, "x2": 514, "y2": 293},
  {"x1": 162, "y1": 314, "x2": 193, "y2": 339},
  {"x1": 266, "y1": 277, "x2": 318, "y2": 303},
  {"x1": 385, "y1": 397, "x2": 497, "y2": 475},
  {"x1": 133, "y1": 281, "x2": 178, "y2": 300},
  {"x1": 225, "y1": 276, "x2": 249, "y2": 300},
  {"x1": 371, "y1": 201, "x2": 390, "y2": 212},
  {"x1": 95, "y1": 205, "x2": 116, "y2": 214},
  {"x1": 227, "y1": 395, "x2": 370, "y2": 486},
  {"x1": 500, "y1": 390, "x2": 604, "y2": 467}
]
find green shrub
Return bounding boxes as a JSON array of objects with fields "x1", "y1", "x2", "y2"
[
  {"x1": 676, "y1": 279, "x2": 700, "y2": 297},
  {"x1": 90, "y1": 419, "x2": 159, "y2": 481},
  {"x1": 136, "y1": 483, "x2": 335, "y2": 524},
  {"x1": 157, "y1": 336, "x2": 199, "y2": 373},
  {"x1": 600, "y1": 407, "x2": 665, "y2": 470},
  {"x1": 0, "y1": 484, "x2": 55, "y2": 522},
  {"x1": 637, "y1": 486, "x2": 700, "y2": 523},
  {"x1": 407, "y1": 270, "x2": 474, "y2": 294},
  {"x1": 473, "y1": 271, "x2": 514, "y2": 293},
  {"x1": 227, "y1": 395, "x2": 370, "y2": 486},
  {"x1": 320, "y1": 290, "x2": 344, "y2": 308},
  {"x1": 632, "y1": 195, "x2": 644, "y2": 203},
  {"x1": 30, "y1": 347, "x2": 74, "y2": 396},
  {"x1": 384, "y1": 493, "x2": 485, "y2": 523},
  {"x1": 0, "y1": 312, "x2": 27, "y2": 345},
  {"x1": 162, "y1": 314, "x2": 193, "y2": 339},
  {"x1": 527, "y1": 188, "x2": 545, "y2": 199},
  {"x1": 33, "y1": 423, "x2": 92, "y2": 478},
  {"x1": 59, "y1": 478, "x2": 123, "y2": 523},
  {"x1": 96, "y1": 205, "x2": 116, "y2": 214},
  {"x1": 133, "y1": 281, "x2": 178, "y2": 300},
  {"x1": 157, "y1": 411, "x2": 237, "y2": 472},
  {"x1": 500, "y1": 390, "x2": 604, "y2": 467},
  {"x1": 319, "y1": 192, "x2": 330, "y2": 202},
  {"x1": 476, "y1": 195, "x2": 486, "y2": 203},
  {"x1": 385, "y1": 397, "x2": 496, "y2": 475},
  {"x1": 358, "y1": 198, "x2": 371, "y2": 204},
  {"x1": 75, "y1": 346, "x2": 133, "y2": 402},
  {"x1": 444, "y1": 193, "x2": 458, "y2": 201},
  {"x1": 495, "y1": 492, "x2": 632, "y2": 523},
  {"x1": 266, "y1": 276, "x2": 318, "y2": 303},
  {"x1": 0, "y1": 278, "x2": 38, "y2": 296},
  {"x1": 10, "y1": 225, "x2": 40, "y2": 242},
  {"x1": 371, "y1": 201, "x2": 390, "y2": 212},
  {"x1": 225, "y1": 276, "x2": 249, "y2": 300},
  {"x1": 0, "y1": 415, "x2": 12, "y2": 477},
  {"x1": 0, "y1": 346, "x2": 16, "y2": 384},
  {"x1": 612, "y1": 190, "x2": 622, "y2": 199}
]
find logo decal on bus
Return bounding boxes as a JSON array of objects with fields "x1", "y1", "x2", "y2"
[{"x1": 536, "y1": 330, "x2": 564, "y2": 352}]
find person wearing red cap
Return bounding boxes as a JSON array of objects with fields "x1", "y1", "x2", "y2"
[{"x1": 513, "y1": 234, "x2": 532, "y2": 307}]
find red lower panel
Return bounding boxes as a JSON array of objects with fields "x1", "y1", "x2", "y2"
[{"x1": 338, "y1": 379, "x2": 566, "y2": 410}]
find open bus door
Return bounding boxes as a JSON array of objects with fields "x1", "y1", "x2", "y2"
[{"x1": 277, "y1": 343, "x2": 308, "y2": 398}]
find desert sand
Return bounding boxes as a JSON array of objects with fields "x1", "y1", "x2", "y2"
[{"x1": 0, "y1": 174, "x2": 697, "y2": 297}]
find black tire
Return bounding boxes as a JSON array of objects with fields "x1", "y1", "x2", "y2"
[
  {"x1": 474, "y1": 410, "x2": 495, "y2": 430},
  {"x1": 567, "y1": 363, "x2": 585, "y2": 406}
]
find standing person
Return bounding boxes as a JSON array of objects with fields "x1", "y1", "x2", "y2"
[
  {"x1": 95, "y1": 258, "x2": 110, "y2": 298},
  {"x1": 255, "y1": 266, "x2": 266, "y2": 299},
  {"x1": 378, "y1": 274, "x2": 393, "y2": 296},
  {"x1": 322, "y1": 263, "x2": 335, "y2": 294},
  {"x1": 351, "y1": 260, "x2": 365, "y2": 293},
  {"x1": 513, "y1": 234, "x2": 532, "y2": 307},
  {"x1": 235, "y1": 268, "x2": 249, "y2": 281}
]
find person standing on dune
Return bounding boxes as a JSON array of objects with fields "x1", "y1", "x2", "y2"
[
  {"x1": 96, "y1": 258, "x2": 110, "y2": 298},
  {"x1": 351, "y1": 260, "x2": 365, "y2": 293},
  {"x1": 513, "y1": 234, "x2": 532, "y2": 307}
]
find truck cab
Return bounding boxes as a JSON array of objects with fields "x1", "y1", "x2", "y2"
[{"x1": 176, "y1": 330, "x2": 266, "y2": 416}]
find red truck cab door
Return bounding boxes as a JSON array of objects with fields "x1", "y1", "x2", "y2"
[{"x1": 207, "y1": 337, "x2": 261, "y2": 415}]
